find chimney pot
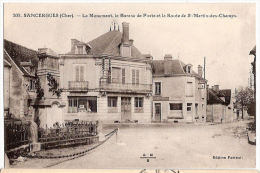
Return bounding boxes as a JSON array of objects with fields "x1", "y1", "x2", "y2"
[
  {"x1": 198, "y1": 65, "x2": 203, "y2": 77},
  {"x1": 129, "y1": 39, "x2": 134, "y2": 46},
  {"x1": 71, "y1": 39, "x2": 79, "y2": 54},
  {"x1": 212, "y1": 85, "x2": 219, "y2": 92},
  {"x1": 164, "y1": 54, "x2": 173, "y2": 61},
  {"x1": 122, "y1": 22, "x2": 130, "y2": 44}
]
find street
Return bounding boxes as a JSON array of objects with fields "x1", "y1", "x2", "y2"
[{"x1": 12, "y1": 120, "x2": 255, "y2": 168}]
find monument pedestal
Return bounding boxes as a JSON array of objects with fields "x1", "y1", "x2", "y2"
[
  {"x1": 29, "y1": 143, "x2": 41, "y2": 152},
  {"x1": 97, "y1": 121, "x2": 105, "y2": 141}
]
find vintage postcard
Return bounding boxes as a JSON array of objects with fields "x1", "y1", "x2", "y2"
[{"x1": 1, "y1": 2, "x2": 257, "y2": 169}]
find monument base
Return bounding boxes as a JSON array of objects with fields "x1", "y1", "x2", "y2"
[{"x1": 29, "y1": 142, "x2": 41, "y2": 152}]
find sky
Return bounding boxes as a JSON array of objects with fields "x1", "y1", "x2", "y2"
[{"x1": 3, "y1": 3, "x2": 256, "y2": 90}]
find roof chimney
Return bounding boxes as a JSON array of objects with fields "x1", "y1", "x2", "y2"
[
  {"x1": 212, "y1": 85, "x2": 219, "y2": 92},
  {"x1": 122, "y1": 22, "x2": 129, "y2": 45},
  {"x1": 129, "y1": 39, "x2": 134, "y2": 46},
  {"x1": 71, "y1": 39, "x2": 79, "y2": 54},
  {"x1": 198, "y1": 65, "x2": 203, "y2": 77},
  {"x1": 142, "y1": 54, "x2": 153, "y2": 60},
  {"x1": 164, "y1": 54, "x2": 172, "y2": 61}
]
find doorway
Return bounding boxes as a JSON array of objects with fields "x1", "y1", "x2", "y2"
[
  {"x1": 154, "y1": 103, "x2": 161, "y2": 121},
  {"x1": 121, "y1": 97, "x2": 131, "y2": 122}
]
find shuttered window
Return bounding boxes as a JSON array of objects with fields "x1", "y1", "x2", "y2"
[
  {"x1": 132, "y1": 69, "x2": 135, "y2": 84},
  {"x1": 80, "y1": 66, "x2": 84, "y2": 81},
  {"x1": 155, "y1": 82, "x2": 161, "y2": 95},
  {"x1": 186, "y1": 82, "x2": 193, "y2": 97},
  {"x1": 75, "y1": 65, "x2": 85, "y2": 81},
  {"x1": 112, "y1": 67, "x2": 120, "y2": 83},
  {"x1": 122, "y1": 68, "x2": 126, "y2": 84},
  {"x1": 136, "y1": 70, "x2": 139, "y2": 84}
]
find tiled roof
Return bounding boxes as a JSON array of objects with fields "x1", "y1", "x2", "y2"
[
  {"x1": 152, "y1": 59, "x2": 185, "y2": 75},
  {"x1": 249, "y1": 45, "x2": 256, "y2": 56},
  {"x1": 207, "y1": 89, "x2": 232, "y2": 105},
  {"x1": 152, "y1": 59, "x2": 202, "y2": 78},
  {"x1": 4, "y1": 39, "x2": 38, "y2": 76},
  {"x1": 207, "y1": 89, "x2": 225, "y2": 105},
  {"x1": 3, "y1": 53, "x2": 11, "y2": 67},
  {"x1": 68, "y1": 31, "x2": 144, "y2": 58},
  {"x1": 219, "y1": 89, "x2": 232, "y2": 105}
]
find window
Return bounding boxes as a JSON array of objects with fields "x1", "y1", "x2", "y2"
[
  {"x1": 136, "y1": 70, "x2": 139, "y2": 84},
  {"x1": 135, "y1": 97, "x2": 144, "y2": 113},
  {"x1": 132, "y1": 69, "x2": 136, "y2": 84},
  {"x1": 112, "y1": 67, "x2": 120, "y2": 83},
  {"x1": 29, "y1": 79, "x2": 35, "y2": 91},
  {"x1": 186, "y1": 82, "x2": 193, "y2": 97},
  {"x1": 135, "y1": 97, "x2": 143, "y2": 108},
  {"x1": 108, "y1": 97, "x2": 117, "y2": 107},
  {"x1": 68, "y1": 96, "x2": 97, "y2": 113},
  {"x1": 170, "y1": 103, "x2": 182, "y2": 110},
  {"x1": 77, "y1": 46, "x2": 83, "y2": 54},
  {"x1": 187, "y1": 103, "x2": 192, "y2": 111},
  {"x1": 122, "y1": 68, "x2": 125, "y2": 84},
  {"x1": 186, "y1": 65, "x2": 192, "y2": 73},
  {"x1": 187, "y1": 66, "x2": 191, "y2": 73},
  {"x1": 132, "y1": 69, "x2": 140, "y2": 85},
  {"x1": 155, "y1": 82, "x2": 161, "y2": 95},
  {"x1": 75, "y1": 65, "x2": 85, "y2": 81}
]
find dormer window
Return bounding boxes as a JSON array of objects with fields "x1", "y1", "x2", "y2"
[
  {"x1": 77, "y1": 46, "x2": 83, "y2": 54},
  {"x1": 187, "y1": 66, "x2": 191, "y2": 73},
  {"x1": 186, "y1": 64, "x2": 192, "y2": 74}
]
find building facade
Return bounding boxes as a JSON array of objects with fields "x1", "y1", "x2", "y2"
[
  {"x1": 3, "y1": 39, "x2": 38, "y2": 121},
  {"x1": 206, "y1": 85, "x2": 236, "y2": 123},
  {"x1": 59, "y1": 22, "x2": 153, "y2": 124},
  {"x1": 152, "y1": 55, "x2": 207, "y2": 123}
]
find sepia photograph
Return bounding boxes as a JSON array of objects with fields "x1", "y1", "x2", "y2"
[{"x1": 1, "y1": 2, "x2": 257, "y2": 169}]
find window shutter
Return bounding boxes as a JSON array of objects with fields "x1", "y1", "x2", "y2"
[
  {"x1": 186, "y1": 82, "x2": 193, "y2": 96},
  {"x1": 122, "y1": 68, "x2": 125, "y2": 84},
  {"x1": 75, "y1": 65, "x2": 79, "y2": 81},
  {"x1": 132, "y1": 69, "x2": 135, "y2": 84},
  {"x1": 136, "y1": 70, "x2": 139, "y2": 84},
  {"x1": 80, "y1": 66, "x2": 84, "y2": 81}
]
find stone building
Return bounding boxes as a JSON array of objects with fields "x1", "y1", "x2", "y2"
[
  {"x1": 59, "y1": 22, "x2": 153, "y2": 123},
  {"x1": 151, "y1": 56, "x2": 207, "y2": 122},
  {"x1": 206, "y1": 85, "x2": 236, "y2": 123},
  {"x1": 3, "y1": 39, "x2": 38, "y2": 120}
]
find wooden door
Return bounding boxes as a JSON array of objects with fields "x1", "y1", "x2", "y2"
[
  {"x1": 155, "y1": 103, "x2": 161, "y2": 121},
  {"x1": 121, "y1": 97, "x2": 131, "y2": 122}
]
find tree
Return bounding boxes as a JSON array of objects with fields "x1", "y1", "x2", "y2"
[
  {"x1": 249, "y1": 46, "x2": 256, "y2": 124},
  {"x1": 235, "y1": 87, "x2": 254, "y2": 119}
]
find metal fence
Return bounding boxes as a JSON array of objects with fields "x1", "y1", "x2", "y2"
[
  {"x1": 68, "y1": 81, "x2": 89, "y2": 90},
  {"x1": 4, "y1": 120, "x2": 31, "y2": 151},
  {"x1": 38, "y1": 120, "x2": 99, "y2": 149},
  {"x1": 100, "y1": 82, "x2": 152, "y2": 93}
]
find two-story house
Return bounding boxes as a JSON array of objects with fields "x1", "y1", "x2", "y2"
[
  {"x1": 151, "y1": 55, "x2": 207, "y2": 122},
  {"x1": 59, "y1": 22, "x2": 153, "y2": 123}
]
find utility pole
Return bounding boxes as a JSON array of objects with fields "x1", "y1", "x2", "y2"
[{"x1": 204, "y1": 56, "x2": 206, "y2": 80}]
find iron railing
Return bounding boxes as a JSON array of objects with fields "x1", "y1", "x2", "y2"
[
  {"x1": 4, "y1": 120, "x2": 31, "y2": 151},
  {"x1": 100, "y1": 82, "x2": 152, "y2": 93},
  {"x1": 38, "y1": 120, "x2": 98, "y2": 149},
  {"x1": 68, "y1": 81, "x2": 88, "y2": 90}
]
